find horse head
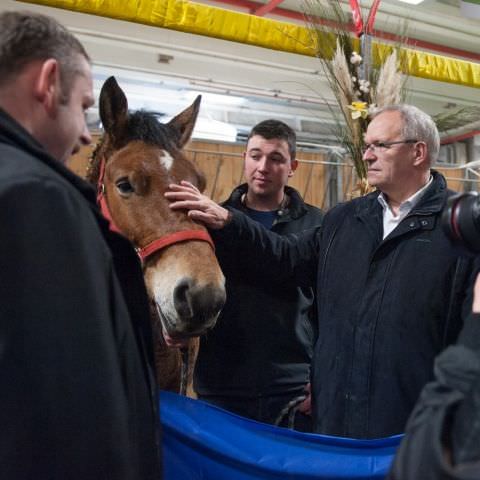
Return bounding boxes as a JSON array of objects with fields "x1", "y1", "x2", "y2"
[{"x1": 94, "y1": 76, "x2": 225, "y2": 342}]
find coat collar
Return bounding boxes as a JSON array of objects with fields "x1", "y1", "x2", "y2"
[
  {"x1": 353, "y1": 171, "x2": 447, "y2": 244},
  {"x1": 354, "y1": 170, "x2": 447, "y2": 219},
  {"x1": 224, "y1": 183, "x2": 307, "y2": 219}
]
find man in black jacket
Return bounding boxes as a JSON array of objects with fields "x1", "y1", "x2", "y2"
[
  {"x1": 388, "y1": 273, "x2": 480, "y2": 479},
  {"x1": 0, "y1": 11, "x2": 161, "y2": 479},
  {"x1": 194, "y1": 120, "x2": 323, "y2": 430},
  {"x1": 167, "y1": 105, "x2": 478, "y2": 439}
]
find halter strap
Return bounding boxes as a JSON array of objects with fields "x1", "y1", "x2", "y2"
[
  {"x1": 96, "y1": 156, "x2": 214, "y2": 261},
  {"x1": 97, "y1": 158, "x2": 122, "y2": 234},
  {"x1": 136, "y1": 230, "x2": 215, "y2": 261}
]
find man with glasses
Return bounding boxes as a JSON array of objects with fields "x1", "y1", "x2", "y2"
[{"x1": 166, "y1": 104, "x2": 477, "y2": 438}]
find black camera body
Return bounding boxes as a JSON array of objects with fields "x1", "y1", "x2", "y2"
[{"x1": 442, "y1": 192, "x2": 480, "y2": 254}]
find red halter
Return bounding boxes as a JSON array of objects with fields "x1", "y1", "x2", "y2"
[
  {"x1": 96, "y1": 157, "x2": 215, "y2": 262},
  {"x1": 135, "y1": 230, "x2": 214, "y2": 261}
]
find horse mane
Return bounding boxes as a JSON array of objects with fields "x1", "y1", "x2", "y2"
[
  {"x1": 85, "y1": 135, "x2": 104, "y2": 184},
  {"x1": 86, "y1": 110, "x2": 180, "y2": 185}
]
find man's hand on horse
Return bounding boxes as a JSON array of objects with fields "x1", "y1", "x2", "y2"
[{"x1": 166, "y1": 181, "x2": 231, "y2": 229}]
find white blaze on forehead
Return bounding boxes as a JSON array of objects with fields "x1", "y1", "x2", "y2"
[{"x1": 159, "y1": 150, "x2": 174, "y2": 171}]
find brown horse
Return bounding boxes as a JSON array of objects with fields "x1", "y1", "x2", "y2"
[{"x1": 87, "y1": 76, "x2": 225, "y2": 394}]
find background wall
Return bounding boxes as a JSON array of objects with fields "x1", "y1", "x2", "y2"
[{"x1": 68, "y1": 136, "x2": 479, "y2": 211}]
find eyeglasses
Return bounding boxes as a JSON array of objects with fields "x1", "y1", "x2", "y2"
[{"x1": 361, "y1": 139, "x2": 418, "y2": 154}]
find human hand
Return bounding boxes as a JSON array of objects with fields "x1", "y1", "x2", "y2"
[
  {"x1": 297, "y1": 382, "x2": 312, "y2": 415},
  {"x1": 473, "y1": 272, "x2": 480, "y2": 313},
  {"x1": 165, "y1": 181, "x2": 230, "y2": 230}
]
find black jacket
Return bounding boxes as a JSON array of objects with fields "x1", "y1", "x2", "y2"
[
  {"x1": 212, "y1": 172, "x2": 477, "y2": 438},
  {"x1": 194, "y1": 184, "x2": 323, "y2": 396},
  {"x1": 388, "y1": 313, "x2": 480, "y2": 479},
  {"x1": 0, "y1": 109, "x2": 162, "y2": 479}
]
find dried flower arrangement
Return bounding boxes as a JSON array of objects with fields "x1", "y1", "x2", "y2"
[{"x1": 303, "y1": 0, "x2": 406, "y2": 195}]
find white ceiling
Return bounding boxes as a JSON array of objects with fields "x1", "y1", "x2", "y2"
[{"x1": 3, "y1": 0, "x2": 480, "y2": 145}]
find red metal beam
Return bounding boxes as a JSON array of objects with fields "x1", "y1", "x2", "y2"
[
  {"x1": 206, "y1": 0, "x2": 480, "y2": 62},
  {"x1": 207, "y1": 0, "x2": 265, "y2": 13},
  {"x1": 441, "y1": 130, "x2": 480, "y2": 144},
  {"x1": 253, "y1": 0, "x2": 285, "y2": 16}
]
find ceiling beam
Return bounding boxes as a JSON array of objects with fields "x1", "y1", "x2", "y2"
[
  {"x1": 207, "y1": 0, "x2": 300, "y2": 17},
  {"x1": 253, "y1": 0, "x2": 285, "y2": 16},
  {"x1": 442, "y1": 130, "x2": 480, "y2": 144},
  {"x1": 208, "y1": 0, "x2": 480, "y2": 62}
]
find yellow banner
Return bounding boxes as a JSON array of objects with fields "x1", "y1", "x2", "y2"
[{"x1": 17, "y1": 0, "x2": 480, "y2": 89}]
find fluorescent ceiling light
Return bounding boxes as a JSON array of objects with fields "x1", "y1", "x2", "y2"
[
  {"x1": 397, "y1": 0, "x2": 425, "y2": 4},
  {"x1": 184, "y1": 90, "x2": 246, "y2": 107},
  {"x1": 192, "y1": 118, "x2": 238, "y2": 143},
  {"x1": 160, "y1": 115, "x2": 237, "y2": 143}
]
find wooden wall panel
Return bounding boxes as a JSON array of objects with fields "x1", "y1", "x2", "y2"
[
  {"x1": 436, "y1": 167, "x2": 464, "y2": 192},
  {"x1": 68, "y1": 137, "x2": 98, "y2": 179},
  {"x1": 186, "y1": 142, "x2": 244, "y2": 203},
  {"x1": 341, "y1": 164, "x2": 355, "y2": 201},
  {"x1": 436, "y1": 166, "x2": 480, "y2": 193},
  {"x1": 289, "y1": 152, "x2": 327, "y2": 209}
]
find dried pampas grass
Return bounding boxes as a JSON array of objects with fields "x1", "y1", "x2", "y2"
[
  {"x1": 331, "y1": 40, "x2": 355, "y2": 127},
  {"x1": 303, "y1": 0, "x2": 408, "y2": 195},
  {"x1": 373, "y1": 50, "x2": 404, "y2": 108}
]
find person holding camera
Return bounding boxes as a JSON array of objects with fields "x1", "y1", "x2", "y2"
[
  {"x1": 388, "y1": 272, "x2": 480, "y2": 478},
  {"x1": 166, "y1": 104, "x2": 478, "y2": 439}
]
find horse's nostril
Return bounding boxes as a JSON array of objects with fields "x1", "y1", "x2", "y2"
[
  {"x1": 173, "y1": 278, "x2": 226, "y2": 322},
  {"x1": 193, "y1": 283, "x2": 226, "y2": 319},
  {"x1": 173, "y1": 279, "x2": 194, "y2": 319}
]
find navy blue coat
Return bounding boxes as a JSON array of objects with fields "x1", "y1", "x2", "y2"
[{"x1": 212, "y1": 172, "x2": 477, "y2": 438}]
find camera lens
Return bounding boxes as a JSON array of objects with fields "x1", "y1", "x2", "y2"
[{"x1": 442, "y1": 192, "x2": 480, "y2": 253}]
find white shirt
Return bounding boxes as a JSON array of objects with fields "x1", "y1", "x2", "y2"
[{"x1": 378, "y1": 176, "x2": 433, "y2": 239}]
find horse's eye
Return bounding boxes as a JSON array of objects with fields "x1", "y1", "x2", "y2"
[{"x1": 115, "y1": 178, "x2": 134, "y2": 195}]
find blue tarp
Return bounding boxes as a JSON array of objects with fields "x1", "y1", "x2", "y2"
[{"x1": 160, "y1": 391, "x2": 402, "y2": 479}]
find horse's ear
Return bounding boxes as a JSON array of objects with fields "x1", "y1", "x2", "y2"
[
  {"x1": 168, "y1": 95, "x2": 201, "y2": 148},
  {"x1": 99, "y1": 76, "x2": 128, "y2": 136}
]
